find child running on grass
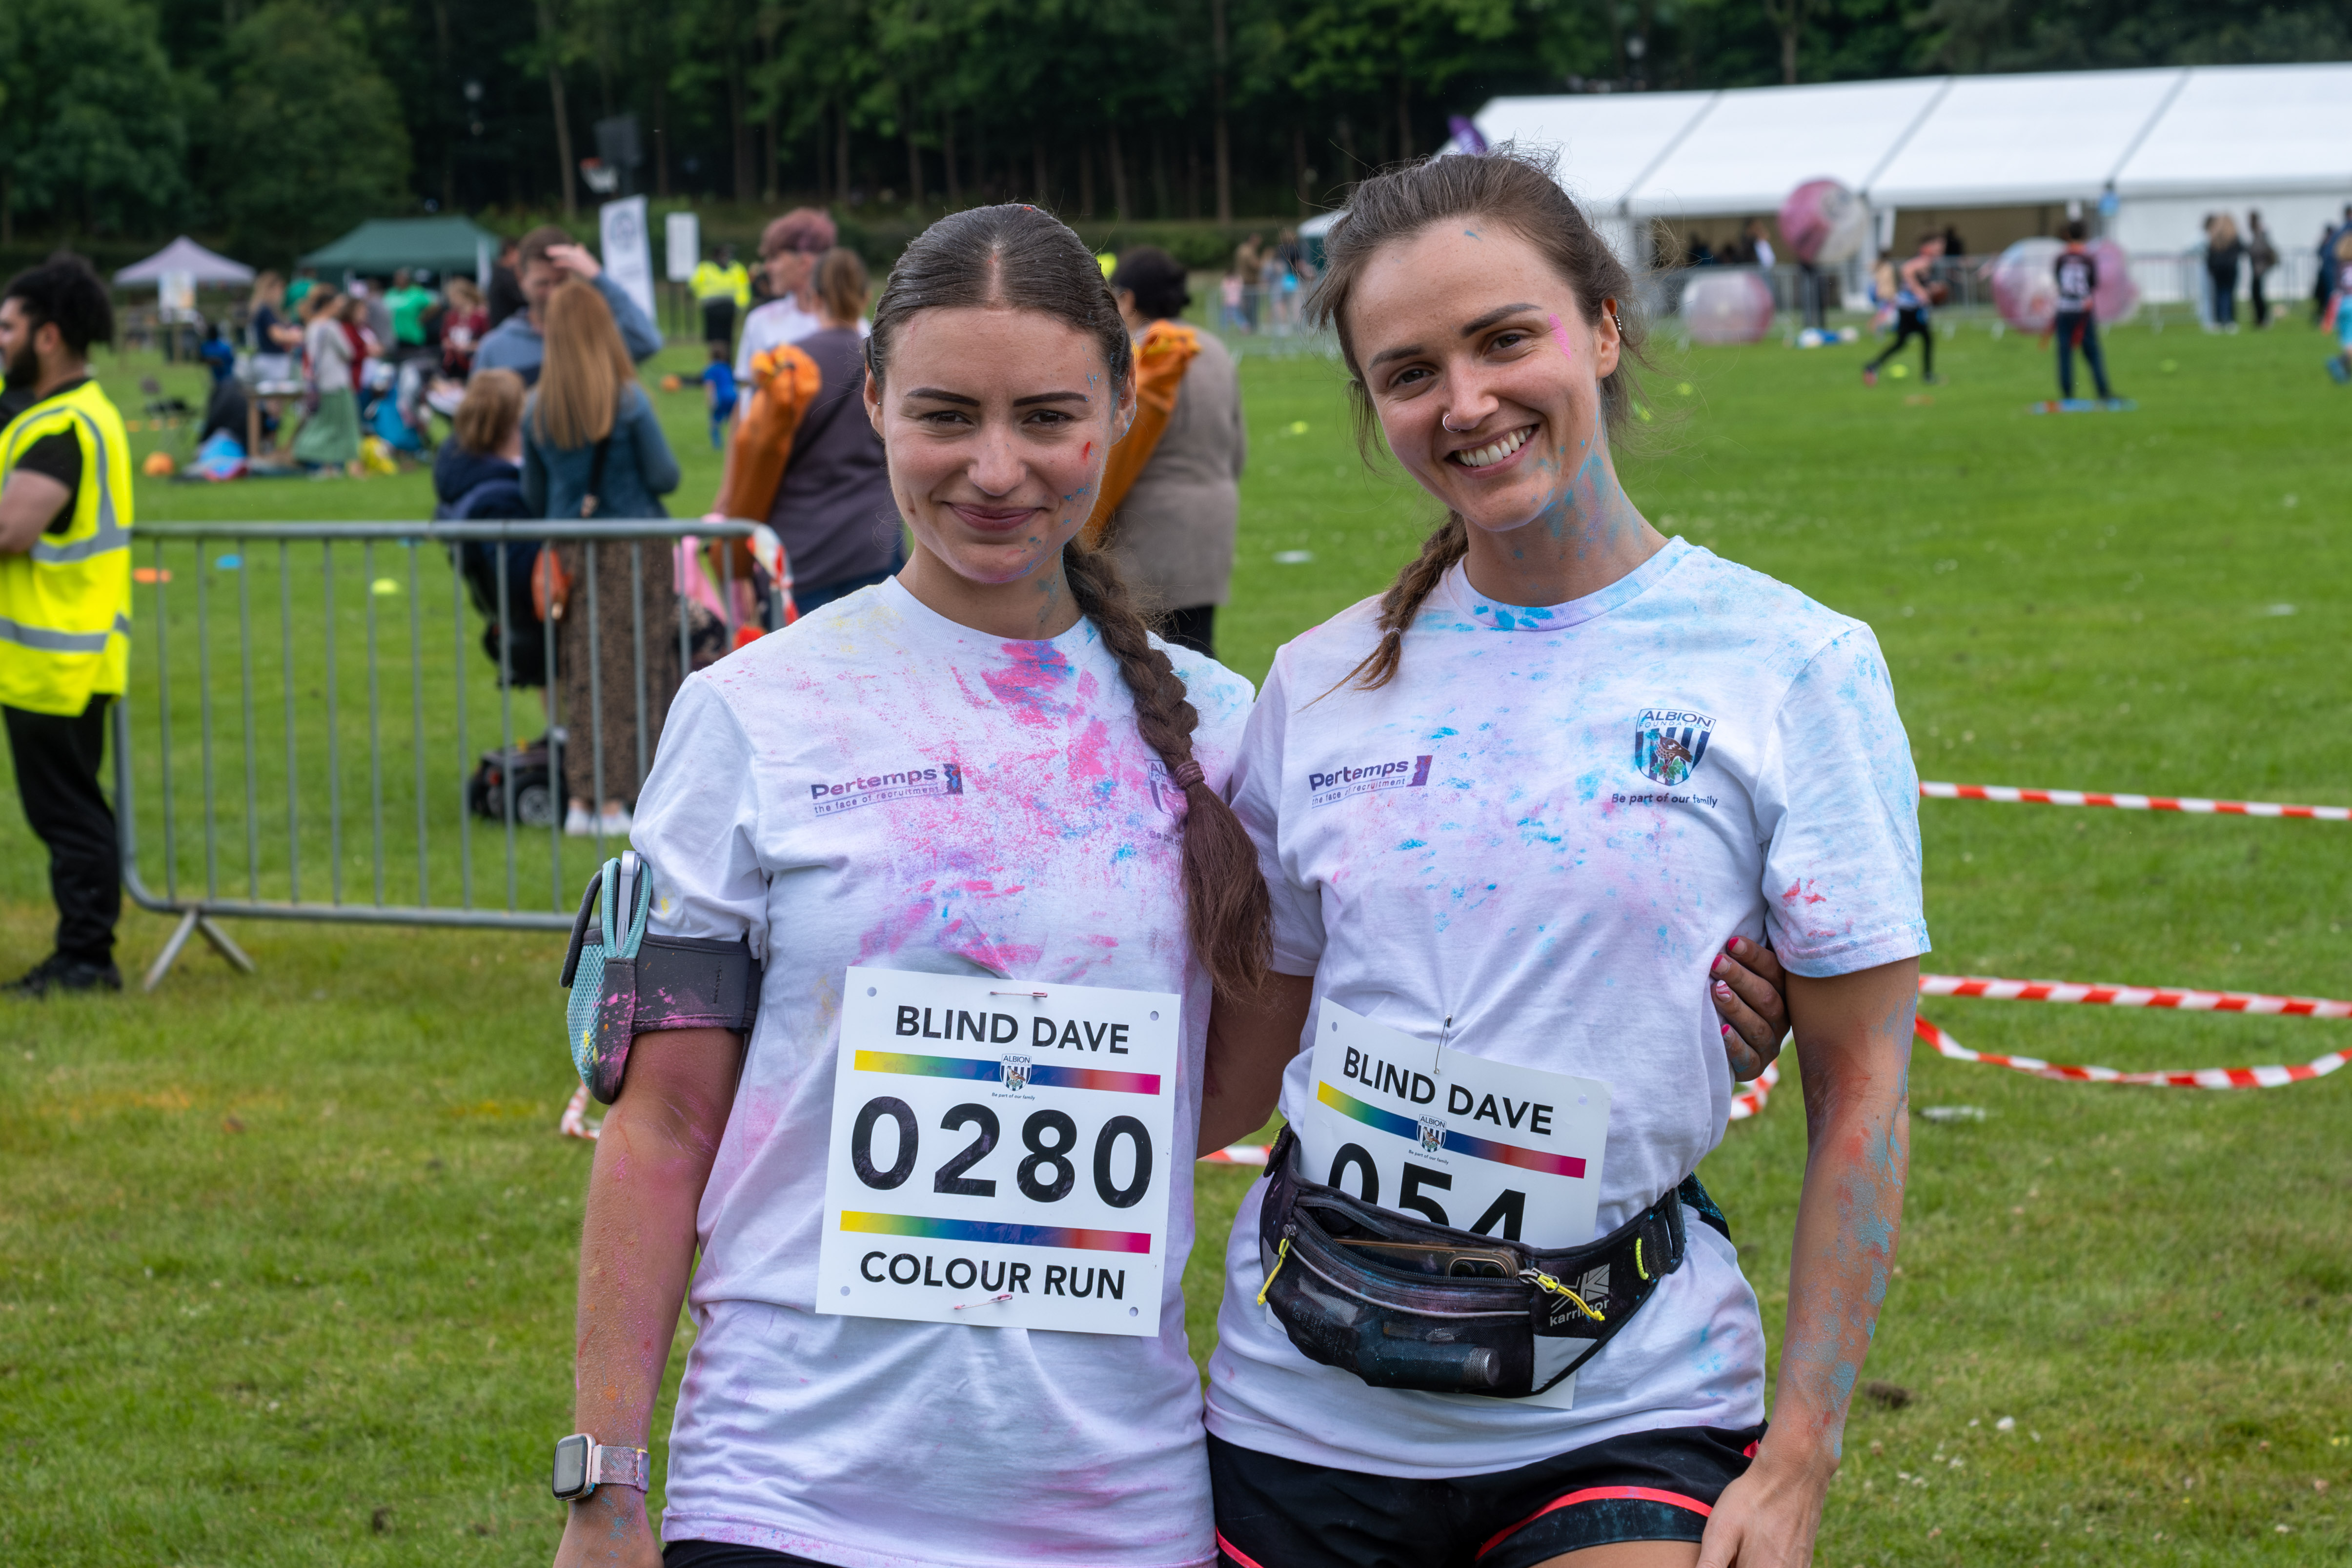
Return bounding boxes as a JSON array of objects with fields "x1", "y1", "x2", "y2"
[{"x1": 699, "y1": 344, "x2": 737, "y2": 449}]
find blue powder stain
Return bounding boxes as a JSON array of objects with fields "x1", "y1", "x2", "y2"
[{"x1": 1398, "y1": 839, "x2": 1427, "y2": 850}]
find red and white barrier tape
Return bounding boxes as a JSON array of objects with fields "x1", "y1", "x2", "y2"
[
  {"x1": 560, "y1": 1083, "x2": 599, "y2": 1140},
  {"x1": 1730, "y1": 1059, "x2": 1780, "y2": 1120},
  {"x1": 1914, "y1": 1014, "x2": 2348, "y2": 1089},
  {"x1": 1921, "y1": 781, "x2": 2350, "y2": 822},
  {"x1": 1200, "y1": 1143, "x2": 1270, "y2": 1165},
  {"x1": 1922, "y1": 972, "x2": 2352, "y2": 1019}
]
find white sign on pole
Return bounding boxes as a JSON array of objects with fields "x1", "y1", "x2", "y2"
[
  {"x1": 159, "y1": 271, "x2": 197, "y2": 317},
  {"x1": 597, "y1": 195, "x2": 656, "y2": 326},
  {"x1": 815, "y1": 967, "x2": 1181, "y2": 1337},
  {"x1": 665, "y1": 210, "x2": 701, "y2": 283}
]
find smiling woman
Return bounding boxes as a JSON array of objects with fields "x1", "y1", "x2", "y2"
[
  {"x1": 548, "y1": 203, "x2": 1271, "y2": 1568},
  {"x1": 1195, "y1": 152, "x2": 1927, "y2": 1568}
]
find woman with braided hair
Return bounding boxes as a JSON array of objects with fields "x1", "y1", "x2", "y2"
[
  {"x1": 1196, "y1": 149, "x2": 1925, "y2": 1568},
  {"x1": 550, "y1": 198, "x2": 1794, "y2": 1568}
]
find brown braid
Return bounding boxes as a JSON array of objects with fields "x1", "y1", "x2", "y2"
[
  {"x1": 1063, "y1": 539, "x2": 1272, "y2": 1002},
  {"x1": 1331, "y1": 513, "x2": 1469, "y2": 696}
]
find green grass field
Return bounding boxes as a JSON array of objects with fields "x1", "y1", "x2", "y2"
[{"x1": 5, "y1": 316, "x2": 2350, "y2": 1565}]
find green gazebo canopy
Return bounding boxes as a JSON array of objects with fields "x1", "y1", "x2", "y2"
[{"x1": 300, "y1": 217, "x2": 505, "y2": 279}]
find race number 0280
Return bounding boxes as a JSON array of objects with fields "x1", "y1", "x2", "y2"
[{"x1": 848, "y1": 1096, "x2": 1155, "y2": 1211}]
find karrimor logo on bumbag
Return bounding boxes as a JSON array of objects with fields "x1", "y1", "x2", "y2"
[
  {"x1": 1633, "y1": 709, "x2": 1714, "y2": 786},
  {"x1": 1308, "y1": 754, "x2": 1432, "y2": 808},
  {"x1": 811, "y1": 761, "x2": 964, "y2": 816}
]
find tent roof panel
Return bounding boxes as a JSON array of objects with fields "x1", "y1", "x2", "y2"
[
  {"x1": 1475, "y1": 92, "x2": 1716, "y2": 208},
  {"x1": 114, "y1": 236, "x2": 255, "y2": 286},
  {"x1": 301, "y1": 216, "x2": 505, "y2": 275},
  {"x1": 1626, "y1": 78, "x2": 1948, "y2": 216},
  {"x1": 2114, "y1": 63, "x2": 2352, "y2": 195},
  {"x1": 1869, "y1": 68, "x2": 2186, "y2": 207}
]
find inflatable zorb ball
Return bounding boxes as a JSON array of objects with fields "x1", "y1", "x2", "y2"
[
  {"x1": 1990, "y1": 238, "x2": 2064, "y2": 332},
  {"x1": 1779, "y1": 179, "x2": 1869, "y2": 265},
  {"x1": 1682, "y1": 269, "x2": 1777, "y2": 345},
  {"x1": 2088, "y1": 237, "x2": 2139, "y2": 325}
]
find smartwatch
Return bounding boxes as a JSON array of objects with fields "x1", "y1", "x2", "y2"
[{"x1": 551, "y1": 1433, "x2": 651, "y2": 1501}]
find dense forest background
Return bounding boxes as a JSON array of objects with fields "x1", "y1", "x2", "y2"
[{"x1": 1, "y1": 0, "x2": 2345, "y2": 263}]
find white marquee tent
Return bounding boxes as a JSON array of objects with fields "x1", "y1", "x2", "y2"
[{"x1": 1474, "y1": 62, "x2": 2352, "y2": 295}]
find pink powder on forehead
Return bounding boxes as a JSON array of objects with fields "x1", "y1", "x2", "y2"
[{"x1": 1548, "y1": 312, "x2": 1576, "y2": 360}]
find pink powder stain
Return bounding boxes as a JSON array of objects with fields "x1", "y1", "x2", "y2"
[
  {"x1": 1548, "y1": 311, "x2": 1576, "y2": 360},
  {"x1": 983, "y1": 642, "x2": 1078, "y2": 722},
  {"x1": 1067, "y1": 715, "x2": 1116, "y2": 782}
]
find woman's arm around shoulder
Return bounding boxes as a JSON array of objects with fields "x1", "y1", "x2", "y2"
[
  {"x1": 552, "y1": 1026, "x2": 743, "y2": 1568},
  {"x1": 1697, "y1": 956, "x2": 1913, "y2": 1568}
]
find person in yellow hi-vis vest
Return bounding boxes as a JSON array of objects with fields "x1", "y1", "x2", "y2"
[
  {"x1": 0, "y1": 258, "x2": 133, "y2": 997},
  {"x1": 690, "y1": 243, "x2": 752, "y2": 353}
]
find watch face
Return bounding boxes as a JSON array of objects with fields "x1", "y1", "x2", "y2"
[{"x1": 551, "y1": 1434, "x2": 591, "y2": 1498}]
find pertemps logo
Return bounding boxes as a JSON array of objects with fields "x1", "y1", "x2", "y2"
[
  {"x1": 810, "y1": 761, "x2": 964, "y2": 816},
  {"x1": 1633, "y1": 708, "x2": 1714, "y2": 786},
  {"x1": 1308, "y1": 754, "x2": 1432, "y2": 809}
]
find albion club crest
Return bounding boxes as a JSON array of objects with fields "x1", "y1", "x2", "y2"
[
  {"x1": 999, "y1": 1054, "x2": 1032, "y2": 1093},
  {"x1": 1417, "y1": 1114, "x2": 1447, "y2": 1155},
  {"x1": 1633, "y1": 708, "x2": 1716, "y2": 786}
]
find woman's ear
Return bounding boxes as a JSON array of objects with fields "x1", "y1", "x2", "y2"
[
  {"x1": 1593, "y1": 299, "x2": 1623, "y2": 380},
  {"x1": 865, "y1": 368, "x2": 885, "y2": 436},
  {"x1": 1114, "y1": 366, "x2": 1139, "y2": 441}
]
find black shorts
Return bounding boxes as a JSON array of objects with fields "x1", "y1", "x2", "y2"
[
  {"x1": 1209, "y1": 1424, "x2": 1764, "y2": 1568},
  {"x1": 665, "y1": 1542, "x2": 829, "y2": 1568}
]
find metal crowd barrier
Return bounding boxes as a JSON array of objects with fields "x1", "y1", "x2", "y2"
[{"x1": 116, "y1": 519, "x2": 759, "y2": 989}]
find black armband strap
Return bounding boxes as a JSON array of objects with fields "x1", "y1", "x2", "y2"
[{"x1": 563, "y1": 852, "x2": 760, "y2": 1103}]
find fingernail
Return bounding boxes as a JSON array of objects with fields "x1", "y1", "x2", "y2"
[
  {"x1": 1725, "y1": 937, "x2": 1744, "y2": 954},
  {"x1": 1711, "y1": 954, "x2": 1729, "y2": 974},
  {"x1": 1714, "y1": 980, "x2": 1734, "y2": 998}
]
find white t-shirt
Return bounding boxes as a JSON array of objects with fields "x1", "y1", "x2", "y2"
[
  {"x1": 632, "y1": 577, "x2": 1253, "y2": 1567},
  {"x1": 735, "y1": 296, "x2": 868, "y2": 379},
  {"x1": 1205, "y1": 538, "x2": 1928, "y2": 1479}
]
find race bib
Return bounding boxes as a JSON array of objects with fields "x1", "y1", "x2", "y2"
[
  {"x1": 1299, "y1": 1000, "x2": 1611, "y2": 1251},
  {"x1": 816, "y1": 967, "x2": 1180, "y2": 1337}
]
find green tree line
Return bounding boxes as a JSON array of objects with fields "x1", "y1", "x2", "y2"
[{"x1": 1, "y1": 0, "x2": 2343, "y2": 262}]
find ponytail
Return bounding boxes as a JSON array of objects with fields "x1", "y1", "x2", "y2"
[{"x1": 1062, "y1": 539, "x2": 1271, "y2": 1001}]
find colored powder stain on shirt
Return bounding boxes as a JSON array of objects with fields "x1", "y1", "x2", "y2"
[{"x1": 983, "y1": 640, "x2": 1080, "y2": 717}]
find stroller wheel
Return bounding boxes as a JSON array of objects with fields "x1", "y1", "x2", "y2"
[{"x1": 515, "y1": 782, "x2": 558, "y2": 829}]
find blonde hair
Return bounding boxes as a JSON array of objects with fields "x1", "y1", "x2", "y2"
[
  {"x1": 533, "y1": 281, "x2": 636, "y2": 449},
  {"x1": 454, "y1": 368, "x2": 526, "y2": 455},
  {"x1": 815, "y1": 247, "x2": 870, "y2": 325},
  {"x1": 445, "y1": 276, "x2": 483, "y2": 309},
  {"x1": 249, "y1": 271, "x2": 284, "y2": 311}
]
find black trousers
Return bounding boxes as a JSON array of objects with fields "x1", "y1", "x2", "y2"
[
  {"x1": 1866, "y1": 307, "x2": 1932, "y2": 377},
  {"x1": 701, "y1": 298, "x2": 739, "y2": 349},
  {"x1": 1162, "y1": 603, "x2": 1217, "y2": 660},
  {"x1": 4, "y1": 696, "x2": 120, "y2": 963}
]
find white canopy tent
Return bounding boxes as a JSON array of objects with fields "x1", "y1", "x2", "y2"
[
  {"x1": 114, "y1": 236, "x2": 256, "y2": 288},
  {"x1": 1472, "y1": 61, "x2": 2352, "y2": 301}
]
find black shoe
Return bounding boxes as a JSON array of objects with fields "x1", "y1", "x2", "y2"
[{"x1": 2, "y1": 953, "x2": 124, "y2": 998}]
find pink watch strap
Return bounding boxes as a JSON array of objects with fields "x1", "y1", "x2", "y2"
[{"x1": 593, "y1": 1445, "x2": 651, "y2": 1491}]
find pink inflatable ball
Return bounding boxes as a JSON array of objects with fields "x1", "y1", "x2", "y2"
[
  {"x1": 1991, "y1": 237, "x2": 2064, "y2": 332},
  {"x1": 1681, "y1": 269, "x2": 1778, "y2": 345},
  {"x1": 2088, "y1": 237, "x2": 2139, "y2": 324},
  {"x1": 1778, "y1": 179, "x2": 1869, "y2": 266}
]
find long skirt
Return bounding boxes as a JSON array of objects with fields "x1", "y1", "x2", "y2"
[
  {"x1": 291, "y1": 388, "x2": 360, "y2": 466},
  {"x1": 553, "y1": 538, "x2": 684, "y2": 807}
]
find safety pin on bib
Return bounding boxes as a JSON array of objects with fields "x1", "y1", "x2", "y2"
[{"x1": 990, "y1": 989, "x2": 1050, "y2": 998}]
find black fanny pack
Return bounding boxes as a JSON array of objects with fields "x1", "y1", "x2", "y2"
[{"x1": 1255, "y1": 1124, "x2": 1731, "y2": 1399}]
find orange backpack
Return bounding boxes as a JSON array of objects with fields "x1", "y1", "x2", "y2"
[
  {"x1": 1081, "y1": 319, "x2": 1201, "y2": 547},
  {"x1": 715, "y1": 344, "x2": 823, "y2": 521}
]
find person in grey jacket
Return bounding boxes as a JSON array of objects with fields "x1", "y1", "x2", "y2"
[
  {"x1": 1102, "y1": 247, "x2": 1246, "y2": 658},
  {"x1": 475, "y1": 224, "x2": 662, "y2": 386},
  {"x1": 520, "y1": 282, "x2": 681, "y2": 839}
]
